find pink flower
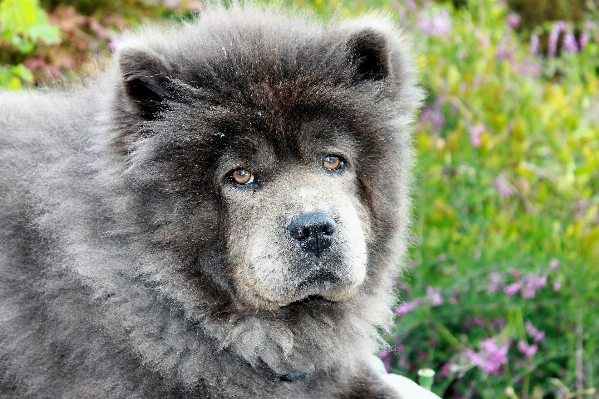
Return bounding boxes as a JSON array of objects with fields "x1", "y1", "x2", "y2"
[
  {"x1": 563, "y1": 32, "x2": 578, "y2": 52},
  {"x1": 517, "y1": 340, "x2": 538, "y2": 358},
  {"x1": 504, "y1": 281, "x2": 523, "y2": 296},
  {"x1": 535, "y1": 275, "x2": 547, "y2": 289},
  {"x1": 469, "y1": 124, "x2": 485, "y2": 147},
  {"x1": 522, "y1": 286, "x2": 536, "y2": 298},
  {"x1": 108, "y1": 39, "x2": 118, "y2": 52},
  {"x1": 525, "y1": 321, "x2": 546, "y2": 342},
  {"x1": 553, "y1": 279, "x2": 562, "y2": 291},
  {"x1": 507, "y1": 13, "x2": 520, "y2": 29},
  {"x1": 426, "y1": 285, "x2": 443, "y2": 307},
  {"x1": 494, "y1": 176, "x2": 513, "y2": 197},
  {"x1": 420, "y1": 105, "x2": 445, "y2": 131},
  {"x1": 418, "y1": 8, "x2": 452, "y2": 37},
  {"x1": 519, "y1": 274, "x2": 547, "y2": 298},
  {"x1": 405, "y1": 0, "x2": 417, "y2": 11},
  {"x1": 496, "y1": 42, "x2": 515, "y2": 63},
  {"x1": 548, "y1": 21, "x2": 567, "y2": 57},
  {"x1": 108, "y1": 35, "x2": 123, "y2": 52},
  {"x1": 549, "y1": 259, "x2": 559, "y2": 270},
  {"x1": 466, "y1": 338, "x2": 510, "y2": 374},
  {"x1": 517, "y1": 61, "x2": 541, "y2": 76},
  {"x1": 395, "y1": 299, "x2": 420, "y2": 316},
  {"x1": 529, "y1": 34, "x2": 540, "y2": 55},
  {"x1": 580, "y1": 32, "x2": 591, "y2": 49}
]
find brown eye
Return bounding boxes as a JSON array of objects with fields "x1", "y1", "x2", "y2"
[
  {"x1": 322, "y1": 155, "x2": 343, "y2": 171},
  {"x1": 231, "y1": 168, "x2": 253, "y2": 185}
]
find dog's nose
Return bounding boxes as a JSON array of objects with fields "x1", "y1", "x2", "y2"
[{"x1": 287, "y1": 212, "x2": 337, "y2": 256}]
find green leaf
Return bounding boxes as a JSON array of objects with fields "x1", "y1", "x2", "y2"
[
  {"x1": 11, "y1": 64, "x2": 34, "y2": 82},
  {"x1": 28, "y1": 24, "x2": 61, "y2": 44},
  {"x1": 0, "y1": 0, "x2": 38, "y2": 37},
  {"x1": 9, "y1": 35, "x2": 35, "y2": 54},
  {"x1": 0, "y1": 65, "x2": 22, "y2": 89}
]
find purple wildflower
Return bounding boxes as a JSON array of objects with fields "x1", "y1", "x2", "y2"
[
  {"x1": 384, "y1": 363, "x2": 391, "y2": 372},
  {"x1": 420, "y1": 105, "x2": 445, "y2": 131},
  {"x1": 507, "y1": 13, "x2": 520, "y2": 29},
  {"x1": 517, "y1": 61, "x2": 541, "y2": 76},
  {"x1": 517, "y1": 340, "x2": 538, "y2": 358},
  {"x1": 496, "y1": 41, "x2": 515, "y2": 63},
  {"x1": 469, "y1": 124, "x2": 485, "y2": 147},
  {"x1": 553, "y1": 279, "x2": 562, "y2": 291},
  {"x1": 395, "y1": 299, "x2": 420, "y2": 316},
  {"x1": 494, "y1": 175, "x2": 513, "y2": 197},
  {"x1": 529, "y1": 34, "x2": 540, "y2": 55},
  {"x1": 548, "y1": 21, "x2": 567, "y2": 57},
  {"x1": 418, "y1": 8, "x2": 452, "y2": 37},
  {"x1": 525, "y1": 321, "x2": 546, "y2": 343},
  {"x1": 108, "y1": 39, "x2": 118, "y2": 52},
  {"x1": 426, "y1": 286, "x2": 443, "y2": 307},
  {"x1": 522, "y1": 285, "x2": 536, "y2": 298},
  {"x1": 379, "y1": 349, "x2": 390, "y2": 359},
  {"x1": 520, "y1": 275, "x2": 547, "y2": 298},
  {"x1": 405, "y1": 0, "x2": 417, "y2": 11},
  {"x1": 535, "y1": 275, "x2": 547, "y2": 289},
  {"x1": 504, "y1": 281, "x2": 523, "y2": 296},
  {"x1": 563, "y1": 32, "x2": 578, "y2": 52},
  {"x1": 580, "y1": 32, "x2": 591, "y2": 50},
  {"x1": 466, "y1": 338, "x2": 509, "y2": 374},
  {"x1": 549, "y1": 259, "x2": 559, "y2": 270}
]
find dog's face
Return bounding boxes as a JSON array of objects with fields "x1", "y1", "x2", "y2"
[
  {"x1": 115, "y1": 11, "x2": 419, "y2": 313},
  {"x1": 219, "y1": 122, "x2": 370, "y2": 309}
]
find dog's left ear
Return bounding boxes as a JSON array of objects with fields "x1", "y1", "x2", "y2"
[
  {"x1": 343, "y1": 20, "x2": 414, "y2": 88},
  {"x1": 347, "y1": 27, "x2": 391, "y2": 82}
]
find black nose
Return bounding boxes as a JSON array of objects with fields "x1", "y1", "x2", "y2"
[{"x1": 287, "y1": 212, "x2": 337, "y2": 256}]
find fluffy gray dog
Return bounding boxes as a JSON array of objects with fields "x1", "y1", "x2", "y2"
[{"x1": 0, "y1": 4, "x2": 422, "y2": 398}]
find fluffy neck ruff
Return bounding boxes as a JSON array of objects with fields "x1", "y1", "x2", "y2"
[{"x1": 199, "y1": 279, "x2": 395, "y2": 379}]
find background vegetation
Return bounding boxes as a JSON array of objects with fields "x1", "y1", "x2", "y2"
[{"x1": 1, "y1": 0, "x2": 598, "y2": 398}]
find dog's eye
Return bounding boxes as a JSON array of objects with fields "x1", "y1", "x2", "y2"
[
  {"x1": 231, "y1": 168, "x2": 254, "y2": 185},
  {"x1": 322, "y1": 155, "x2": 344, "y2": 172}
]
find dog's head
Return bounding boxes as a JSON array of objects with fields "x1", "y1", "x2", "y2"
[{"x1": 114, "y1": 7, "x2": 421, "y2": 313}]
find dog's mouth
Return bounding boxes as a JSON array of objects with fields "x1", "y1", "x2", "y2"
[
  {"x1": 285, "y1": 294, "x2": 331, "y2": 308},
  {"x1": 297, "y1": 267, "x2": 340, "y2": 290}
]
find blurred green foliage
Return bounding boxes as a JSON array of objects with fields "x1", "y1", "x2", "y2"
[{"x1": 0, "y1": 0, "x2": 60, "y2": 88}]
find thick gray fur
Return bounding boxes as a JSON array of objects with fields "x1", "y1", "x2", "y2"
[{"x1": 0, "y1": 4, "x2": 422, "y2": 398}]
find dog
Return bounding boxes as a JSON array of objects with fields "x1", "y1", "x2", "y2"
[{"x1": 0, "y1": 4, "x2": 423, "y2": 398}]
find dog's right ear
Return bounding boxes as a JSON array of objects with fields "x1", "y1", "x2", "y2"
[{"x1": 118, "y1": 46, "x2": 172, "y2": 120}]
